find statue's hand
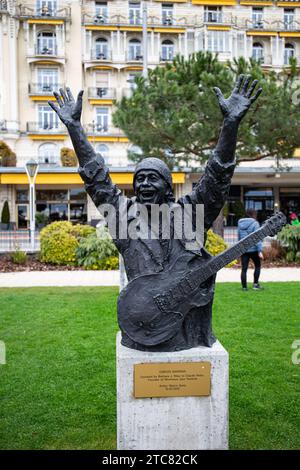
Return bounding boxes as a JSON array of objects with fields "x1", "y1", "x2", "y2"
[
  {"x1": 213, "y1": 75, "x2": 262, "y2": 123},
  {"x1": 48, "y1": 87, "x2": 83, "y2": 127}
]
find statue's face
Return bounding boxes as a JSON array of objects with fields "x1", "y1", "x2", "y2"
[{"x1": 134, "y1": 170, "x2": 170, "y2": 204}]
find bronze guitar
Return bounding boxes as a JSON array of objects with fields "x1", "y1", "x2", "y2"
[{"x1": 117, "y1": 212, "x2": 286, "y2": 346}]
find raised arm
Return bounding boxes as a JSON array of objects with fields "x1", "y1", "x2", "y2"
[
  {"x1": 181, "y1": 75, "x2": 262, "y2": 231},
  {"x1": 48, "y1": 88, "x2": 121, "y2": 209},
  {"x1": 212, "y1": 74, "x2": 262, "y2": 164}
]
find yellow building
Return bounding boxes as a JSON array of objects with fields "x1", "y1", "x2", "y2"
[{"x1": 1, "y1": 0, "x2": 300, "y2": 229}]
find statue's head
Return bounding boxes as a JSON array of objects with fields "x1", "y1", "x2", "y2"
[{"x1": 133, "y1": 157, "x2": 174, "y2": 204}]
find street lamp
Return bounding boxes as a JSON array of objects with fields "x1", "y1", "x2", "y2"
[{"x1": 25, "y1": 159, "x2": 39, "y2": 250}]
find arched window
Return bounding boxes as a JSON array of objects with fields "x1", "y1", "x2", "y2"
[
  {"x1": 38, "y1": 142, "x2": 58, "y2": 165},
  {"x1": 161, "y1": 40, "x2": 174, "y2": 61},
  {"x1": 96, "y1": 143, "x2": 109, "y2": 163},
  {"x1": 284, "y1": 43, "x2": 295, "y2": 65},
  {"x1": 127, "y1": 144, "x2": 143, "y2": 162},
  {"x1": 252, "y1": 42, "x2": 264, "y2": 63},
  {"x1": 37, "y1": 31, "x2": 56, "y2": 55},
  {"x1": 128, "y1": 39, "x2": 142, "y2": 61},
  {"x1": 95, "y1": 37, "x2": 109, "y2": 60}
]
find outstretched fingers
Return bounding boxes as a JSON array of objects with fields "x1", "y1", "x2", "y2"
[
  {"x1": 246, "y1": 79, "x2": 259, "y2": 98},
  {"x1": 233, "y1": 74, "x2": 245, "y2": 93},
  {"x1": 48, "y1": 100, "x2": 60, "y2": 115},
  {"x1": 241, "y1": 75, "x2": 251, "y2": 95},
  {"x1": 250, "y1": 87, "x2": 263, "y2": 103},
  {"x1": 66, "y1": 87, "x2": 75, "y2": 102},
  {"x1": 53, "y1": 91, "x2": 63, "y2": 107},
  {"x1": 59, "y1": 87, "x2": 68, "y2": 103}
]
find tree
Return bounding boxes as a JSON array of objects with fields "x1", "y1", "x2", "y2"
[
  {"x1": 113, "y1": 51, "x2": 300, "y2": 167},
  {"x1": 0, "y1": 141, "x2": 16, "y2": 167},
  {"x1": 1, "y1": 200, "x2": 10, "y2": 224}
]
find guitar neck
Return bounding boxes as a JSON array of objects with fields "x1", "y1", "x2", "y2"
[{"x1": 196, "y1": 225, "x2": 269, "y2": 284}]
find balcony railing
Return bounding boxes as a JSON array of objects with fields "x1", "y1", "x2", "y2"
[
  {"x1": 251, "y1": 54, "x2": 272, "y2": 66},
  {"x1": 29, "y1": 83, "x2": 63, "y2": 94},
  {"x1": 26, "y1": 122, "x2": 67, "y2": 134},
  {"x1": 245, "y1": 19, "x2": 300, "y2": 32},
  {"x1": 16, "y1": 4, "x2": 71, "y2": 20},
  {"x1": 204, "y1": 12, "x2": 223, "y2": 24},
  {"x1": 35, "y1": 44, "x2": 58, "y2": 56},
  {"x1": 90, "y1": 49, "x2": 112, "y2": 61},
  {"x1": 126, "y1": 52, "x2": 143, "y2": 62},
  {"x1": 82, "y1": 13, "x2": 192, "y2": 28},
  {"x1": 88, "y1": 88, "x2": 116, "y2": 100}
]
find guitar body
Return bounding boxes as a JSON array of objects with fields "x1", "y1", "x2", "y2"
[
  {"x1": 117, "y1": 265, "x2": 215, "y2": 346},
  {"x1": 118, "y1": 212, "x2": 286, "y2": 347}
]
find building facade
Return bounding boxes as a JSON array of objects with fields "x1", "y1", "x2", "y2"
[{"x1": 1, "y1": 0, "x2": 300, "y2": 229}]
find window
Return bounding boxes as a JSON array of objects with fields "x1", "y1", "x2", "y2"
[
  {"x1": 38, "y1": 104, "x2": 58, "y2": 130},
  {"x1": 207, "y1": 30, "x2": 230, "y2": 52},
  {"x1": 129, "y1": 2, "x2": 141, "y2": 25},
  {"x1": 161, "y1": 40, "x2": 174, "y2": 61},
  {"x1": 37, "y1": 31, "x2": 56, "y2": 55},
  {"x1": 284, "y1": 43, "x2": 295, "y2": 65},
  {"x1": 38, "y1": 143, "x2": 59, "y2": 165},
  {"x1": 244, "y1": 187, "x2": 274, "y2": 223},
  {"x1": 95, "y1": 107, "x2": 109, "y2": 132},
  {"x1": 128, "y1": 38, "x2": 142, "y2": 60},
  {"x1": 252, "y1": 42, "x2": 264, "y2": 63},
  {"x1": 95, "y1": 37, "x2": 109, "y2": 59},
  {"x1": 96, "y1": 143, "x2": 109, "y2": 163},
  {"x1": 252, "y1": 7, "x2": 263, "y2": 29},
  {"x1": 95, "y1": 71, "x2": 109, "y2": 97},
  {"x1": 37, "y1": 68, "x2": 58, "y2": 92},
  {"x1": 95, "y1": 1, "x2": 108, "y2": 23},
  {"x1": 284, "y1": 9, "x2": 295, "y2": 30},
  {"x1": 204, "y1": 6, "x2": 222, "y2": 23},
  {"x1": 36, "y1": 0, "x2": 57, "y2": 16},
  {"x1": 162, "y1": 4, "x2": 173, "y2": 25}
]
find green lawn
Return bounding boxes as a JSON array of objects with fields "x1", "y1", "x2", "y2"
[{"x1": 0, "y1": 283, "x2": 299, "y2": 450}]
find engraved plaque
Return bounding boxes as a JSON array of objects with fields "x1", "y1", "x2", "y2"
[{"x1": 134, "y1": 362, "x2": 211, "y2": 398}]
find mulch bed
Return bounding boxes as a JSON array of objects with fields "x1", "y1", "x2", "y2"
[
  {"x1": 0, "y1": 253, "x2": 298, "y2": 273},
  {"x1": 0, "y1": 254, "x2": 83, "y2": 273}
]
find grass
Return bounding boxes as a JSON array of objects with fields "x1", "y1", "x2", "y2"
[{"x1": 0, "y1": 283, "x2": 299, "y2": 450}]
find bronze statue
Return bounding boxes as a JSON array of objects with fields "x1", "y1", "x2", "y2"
[{"x1": 49, "y1": 75, "x2": 284, "y2": 352}]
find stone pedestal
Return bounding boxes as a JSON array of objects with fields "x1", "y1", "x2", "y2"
[{"x1": 116, "y1": 332, "x2": 229, "y2": 450}]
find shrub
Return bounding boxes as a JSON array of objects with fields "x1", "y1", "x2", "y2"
[
  {"x1": 60, "y1": 147, "x2": 77, "y2": 167},
  {"x1": 10, "y1": 247, "x2": 27, "y2": 265},
  {"x1": 0, "y1": 141, "x2": 16, "y2": 167},
  {"x1": 263, "y1": 239, "x2": 285, "y2": 262},
  {"x1": 76, "y1": 226, "x2": 119, "y2": 270},
  {"x1": 40, "y1": 221, "x2": 95, "y2": 265},
  {"x1": 1, "y1": 200, "x2": 10, "y2": 224},
  {"x1": 205, "y1": 229, "x2": 236, "y2": 267},
  {"x1": 277, "y1": 225, "x2": 300, "y2": 262}
]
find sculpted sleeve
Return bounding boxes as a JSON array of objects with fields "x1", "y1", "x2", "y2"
[
  {"x1": 78, "y1": 153, "x2": 122, "y2": 209},
  {"x1": 180, "y1": 152, "x2": 236, "y2": 231}
]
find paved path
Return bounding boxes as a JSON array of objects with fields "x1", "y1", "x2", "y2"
[{"x1": 0, "y1": 267, "x2": 299, "y2": 288}]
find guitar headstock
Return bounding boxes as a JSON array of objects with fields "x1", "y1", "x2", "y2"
[{"x1": 262, "y1": 212, "x2": 287, "y2": 237}]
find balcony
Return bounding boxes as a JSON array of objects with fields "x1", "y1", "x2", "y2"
[
  {"x1": 90, "y1": 49, "x2": 112, "y2": 61},
  {"x1": 245, "y1": 19, "x2": 300, "y2": 32},
  {"x1": 204, "y1": 12, "x2": 223, "y2": 24},
  {"x1": 34, "y1": 44, "x2": 58, "y2": 57},
  {"x1": 251, "y1": 54, "x2": 272, "y2": 66},
  {"x1": 16, "y1": 3, "x2": 71, "y2": 21},
  {"x1": 26, "y1": 122, "x2": 67, "y2": 138},
  {"x1": 88, "y1": 88, "x2": 116, "y2": 100},
  {"x1": 83, "y1": 13, "x2": 190, "y2": 29},
  {"x1": 126, "y1": 53, "x2": 143, "y2": 63},
  {"x1": 29, "y1": 83, "x2": 63, "y2": 96}
]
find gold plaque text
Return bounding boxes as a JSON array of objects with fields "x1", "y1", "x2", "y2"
[{"x1": 134, "y1": 362, "x2": 211, "y2": 398}]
